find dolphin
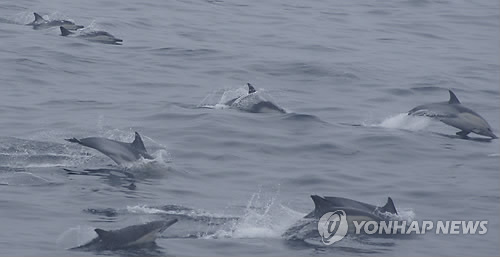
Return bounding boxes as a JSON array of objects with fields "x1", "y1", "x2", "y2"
[
  {"x1": 408, "y1": 90, "x2": 497, "y2": 139},
  {"x1": 229, "y1": 83, "x2": 286, "y2": 113},
  {"x1": 60, "y1": 26, "x2": 123, "y2": 45},
  {"x1": 72, "y1": 219, "x2": 178, "y2": 251},
  {"x1": 305, "y1": 195, "x2": 398, "y2": 221},
  {"x1": 283, "y1": 195, "x2": 400, "y2": 239},
  {"x1": 65, "y1": 132, "x2": 153, "y2": 165},
  {"x1": 27, "y1": 12, "x2": 83, "y2": 30}
]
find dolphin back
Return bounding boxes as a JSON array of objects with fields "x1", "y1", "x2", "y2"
[
  {"x1": 307, "y1": 195, "x2": 376, "y2": 218},
  {"x1": 307, "y1": 195, "x2": 397, "y2": 218}
]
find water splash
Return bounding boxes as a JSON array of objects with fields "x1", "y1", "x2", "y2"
[
  {"x1": 198, "y1": 87, "x2": 247, "y2": 108},
  {"x1": 207, "y1": 188, "x2": 304, "y2": 239},
  {"x1": 377, "y1": 208, "x2": 416, "y2": 224},
  {"x1": 121, "y1": 149, "x2": 173, "y2": 178},
  {"x1": 56, "y1": 225, "x2": 96, "y2": 250},
  {"x1": 127, "y1": 205, "x2": 170, "y2": 215},
  {"x1": 369, "y1": 113, "x2": 432, "y2": 131}
]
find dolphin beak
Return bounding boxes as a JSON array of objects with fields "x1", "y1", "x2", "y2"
[
  {"x1": 485, "y1": 130, "x2": 498, "y2": 139},
  {"x1": 159, "y1": 218, "x2": 178, "y2": 232}
]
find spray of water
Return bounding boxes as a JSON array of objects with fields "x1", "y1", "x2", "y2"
[
  {"x1": 369, "y1": 113, "x2": 432, "y2": 131},
  {"x1": 206, "y1": 188, "x2": 305, "y2": 239},
  {"x1": 56, "y1": 225, "x2": 96, "y2": 249}
]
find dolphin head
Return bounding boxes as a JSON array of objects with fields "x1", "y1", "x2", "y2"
[{"x1": 472, "y1": 127, "x2": 498, "y2": 139}]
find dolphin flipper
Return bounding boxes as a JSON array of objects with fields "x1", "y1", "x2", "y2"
[
  {"x1": 456, "y1": 130, "x2": 470, "y2": 138},
  {"x1": 378, "y1": 197, "x2": 398, "y2": 215}
]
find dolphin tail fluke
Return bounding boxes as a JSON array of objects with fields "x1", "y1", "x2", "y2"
[
  {"x1": 448, "y1": 90, "x2": 460, "y2": 104},
  {"x1": 60, "y1": 26, "x2": 73, "y2": 36},
  {"x1": 33, "y1": 12, "x2": 45, "y2": 22},
  {"x1": 379, "y1": 197, "x2": 398, "y2": 215},
  {"x1": 132, "y1": 132, "x2": 147, "y2": 152},
  {"x1": 247, "y1": 83, "x2": 256, "y2": 94}
]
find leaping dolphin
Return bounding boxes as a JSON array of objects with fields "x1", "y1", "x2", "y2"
[
  {"x1": 60, "y1": 26, "x2": 123, "y2": 45},
  {"x1": 408, "y1": 90, "x2": 497, "y2": 139},
  {"x1": 65, "y1": 132, "x2": 153, "y2": 165},
  {"x1": 28, "y1": 12, "x2": 83, "y2": 30},
  {"x1": 72, "y1": 219, "x2": 178, "y2": 251},
  {"x1": 228, "y1": 83, "x2": 286, "y2": 113},
  {"x1": 305, "y1": 195, "x2": 398, "y2": 220},
  {"x1": 283, "y1": 195, "x2": 400, "y2": 239}
]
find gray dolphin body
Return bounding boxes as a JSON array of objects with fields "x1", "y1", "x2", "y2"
[
  {"x1": 227, "y1": 83, "x2": 286, "y2": 113},
  {"x1": 283, "y1": 195, "x2": 399, "y2": 239},
  {"x1": 408, "y1": 90, "x2": 497, "y2": 139},
  {"x1": 65, "y1": 132, "x2": 153, "y2": 165},
  {"x1": 28, "y1": 12, "x2": 83, "y2": 30},
  {"x1": 305, "y1": 195, "x2": 398, "y2": 221},
  {"x1": 60, "y1": 26, "x2": 123, "y2": 45},
  {"x1": 72, "y1": 219, "x2": 178, "y2": 251}
]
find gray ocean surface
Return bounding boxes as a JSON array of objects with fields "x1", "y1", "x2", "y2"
[{"x1": 0, "y1": 0, "x2": 499, "y2": 256}]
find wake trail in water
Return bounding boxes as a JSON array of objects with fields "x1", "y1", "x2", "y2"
[{"x1": 366, "y1": 113, "x2": 432, "y2": 131}]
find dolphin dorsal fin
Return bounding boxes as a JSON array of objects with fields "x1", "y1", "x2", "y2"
[
  {"x1": 379, "y1": 197, "x2": 398, "y2": 215},
  {"x1": 60, "y1": 26, "x2": 73, "y2": 36},
  {"x1": 247, "y1": 83, "x2": 256, "y2": 94},
  {"x1": 448, "y1": 90, "x2": 460, "y2": 104},
  {"x1": 33, "y1": 12, "x2": 46, "y2": 22},
  {"x1": 94, "y1": 229, "x2": 113, "y2": 240},
  {"x1": 132, "y1": 132, "x2": 147, "y2": 152},
  {"x1": 309, "y1": 195, "x2": 328, "y2": 217}
]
